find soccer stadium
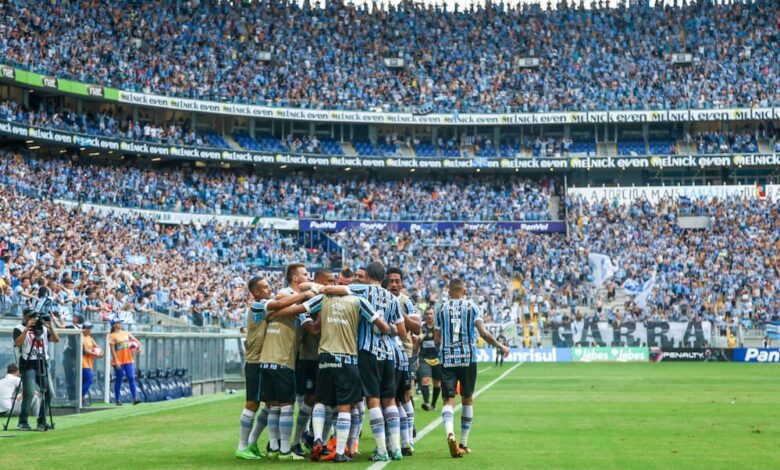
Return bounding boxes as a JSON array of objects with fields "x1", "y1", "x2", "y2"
[{"x1": 0, "y1": 0, "x2": 778, "y2": 468}]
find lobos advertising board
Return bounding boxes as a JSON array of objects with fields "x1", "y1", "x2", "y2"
[{"x1": 571, "y1": 347, "x2": 649, "y2": 362}]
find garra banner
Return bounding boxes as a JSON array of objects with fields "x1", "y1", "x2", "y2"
[{"x1": 552, "y1": 321, "x2": 712, "y2": 348}]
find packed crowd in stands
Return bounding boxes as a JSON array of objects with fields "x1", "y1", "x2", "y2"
[
  {"x1": 0, "y1": 0, "x2": 777, "y2": 113},
  {"x1": 0, "y1": 149, "x2": 556, "y2": 221},
  {"x1": 1, "y1": 161, "x2": 777, "y2": 330},
  {"x1": 693, "y1": 131, "x2": 759, "y2": 154},
  {"x1": 339, "y1": 194, "x2": 779, "y2": 329},
  {"x1": 0, "y1": 100, "x2": 230, "y2": 149},
  {"x1": 0, "y1": 184, "x2": 320, "y2": 327}
]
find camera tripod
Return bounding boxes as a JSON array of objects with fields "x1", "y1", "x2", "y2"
[{"x1": 3, "y1": 330, "x2": 56, "y2": 432}]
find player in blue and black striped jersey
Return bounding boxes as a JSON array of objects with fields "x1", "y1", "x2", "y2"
[
  {"x1": 434, "y1": 279, "x2": 509, "y2": 459},
  {"x1": 320, "y1": 262, "x2": 407, "y2": 462}
]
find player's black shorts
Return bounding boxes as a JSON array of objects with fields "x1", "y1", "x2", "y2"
[
  {"x1": 418, "y1": 358, "x2": 443, "y2": 381},
  {"x1": 441, "y1": 363, "x2": 477, "y2": 399},
  {"x1": 316, "y1": 353, "x2": 362, "y2": 407},
  {"x1": 245, "y1": 362, "x2": 263, "y2": 403},
  {"x1": 395, "y1": 367, "x2": 412, "y2": 402},
  {"x1": 295, "y1": 359, "x2": 318, "y2": 396},
  {"x1": 260, "y1": 364, "x2": 296, "y2": 403}
]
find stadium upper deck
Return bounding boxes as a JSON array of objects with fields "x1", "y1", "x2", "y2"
[{"x1": 0, "y1": 0, "x2": 776, "y2": 114}]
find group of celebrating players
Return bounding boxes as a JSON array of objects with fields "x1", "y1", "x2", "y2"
[{"x1": 235, "y1": 262, "x2": 509, "y2": 463}]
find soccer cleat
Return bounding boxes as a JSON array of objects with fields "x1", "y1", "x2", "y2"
[
  {"x1": 247, "y1": 444, "x2": 266, "y2": 458},
  {"x1": 334, "y1": 453, "x2": 354, "y2": 463},
  {"x1": 447, "y1": 433, "x2": 463, "y2": 458},
  {"x1": 234, "y1": 449, "x2": 260, "y2": 460},
  {"x1": 302, "y1": 430, "x2": 314, "y2": 451},
  {"x1": 133, "y1": 398, "x2": 142, "y2": 405},
  {"x1": 402, "y1": 444, "x2": 415, "y2": 456},
  {"x1": 320, "y1": 446, "x2": 336, "y2": 462},
  {"x1": 349, "y1": 442, "x2": 361, "y2": 457},
  {"x1": 459, "y1": 444, "x2": 472, "y2": 454},
  {"x1": 290, "y1": 443, "x2": 306, "y2": 458},
  {"x1": 266, "y1": 443, "x2": 280, "y2": 460},
  {"x1": 35, "y1": 423, "x2": 48, "y2": 432},
  {"x1": 310, "y1": 439, "x2": 324, "y2": 461},
  {"x1": 115, "y1": 401, "x2": 122, "y2": 406},
  {"x1": 370, "y1": 450, "x2": 390, "y2": 462},
  {"x1": 17, "y1": 423, "x2": 32, "y2": 431},
  {"x1": 390, "y1": 448, "x2": 404, "y2": 460},
  {"x1": 278, "y1": 451, "x2": 305, "y2": 461},
  {"x1": 421, "y1": 403, "x2": 431, "y2": 411}
]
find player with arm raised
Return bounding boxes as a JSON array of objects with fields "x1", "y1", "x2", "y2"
[
  {"x1": 321, "y1": 262, "x2": 407, "y2": 461},
  {"x1": 434, "y1": 279, "x2": 509, "y2": 458},
  {"x1": 267, "y1": 287, "x2": 391, "y2": 463},
  {"x1": 235, "y1": 276, "x2": 313, "y2": 460}
]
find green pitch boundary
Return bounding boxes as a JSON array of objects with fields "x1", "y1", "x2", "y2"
[{"x1": 1, "y1": 392, "x2": 234, "y2": 437}]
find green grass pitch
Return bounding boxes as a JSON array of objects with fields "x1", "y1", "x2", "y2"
[{"x1": 2, "y1": 363, "x2": 778, "y2": 469}]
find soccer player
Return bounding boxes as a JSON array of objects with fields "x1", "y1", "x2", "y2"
[
  {"x1": 417, "y1": 306, "x2": 442, "y2": 411},
  {"x1": 337, "y1": 268, "x2": 355, "y2": 286},
  {"x1": 386, "y1": 267, "x2": 421, "y2": 456},
  {"x1": 234, "y1": 276, "x2": 313, "y2": 460},
  {"x1": 108, "y1": 319, "x2": 141, "y2": 406},
  {"x1": 321, "y1": 262, "x2": 406, "y2": 461},
  {"x1": 276, "y1": 263, "x2": 315, "y2": 458},
  {"x1": 269, "y1": 287, "x2": 392, "y2": 463},
  {"x1": 434, "y1": 279, "x2": 509, "y2": 458}
]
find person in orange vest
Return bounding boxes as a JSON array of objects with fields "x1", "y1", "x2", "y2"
[
  {"x1": 109, "y1": 319, "x2": 141, "y2": 405},
  {"x1": 81, "y1": 322, "x2": 103, "y2": 406}
]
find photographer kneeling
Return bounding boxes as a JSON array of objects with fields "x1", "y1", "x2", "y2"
[{"x1": 12, "y1": 308, "x2": 59, "y2": 431}]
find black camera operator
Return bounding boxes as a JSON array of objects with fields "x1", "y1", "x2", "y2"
[{"x1": 11, "y1": 306, "x2": 59, "y2": 431}]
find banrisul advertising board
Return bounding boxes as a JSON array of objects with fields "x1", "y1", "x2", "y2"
[
  {"x1": 571, "y1": 347, "x2": 649, "y2": 362},
  {"x1": 476, "y1": 348, "x2": 571, "y2": 363}
]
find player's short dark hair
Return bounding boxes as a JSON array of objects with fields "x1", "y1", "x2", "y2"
[
  {"x1": 340, "y1": 268, "x2": 354, "y2": 278},
  {"x1": 449, "y1": 279, "x2": 466, "y2": 292},
  {"x1": 247, "y1": 276, "x2": 263, "y2": 292},
  {"x1": 285, "y1": 263, "x2": 306, "y2": 284},
  {"x1": 366, "y1": 262, "x2": 385, "y2": 282},
  {"x1": 314, "y1": 270, "x2": 332, "y2": 283},
  {"x1": 386, "y1": 267, "x2": 404, "y2": 280},
  {"x1": 7, "y1": 363, "x2": 19, "y2": 374}
]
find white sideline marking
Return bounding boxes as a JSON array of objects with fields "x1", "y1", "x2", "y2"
[{"x1": 366, "y1": 362, "x2": 522, "y2": 470}]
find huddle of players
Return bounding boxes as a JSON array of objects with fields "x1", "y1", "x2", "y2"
[{"x1": 235, "y1": 261, "x2": 509, "y2": 462}]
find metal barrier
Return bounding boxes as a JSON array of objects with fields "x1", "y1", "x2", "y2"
[{"x1": 0, "y1": 325, "x2": 236, "y2": 410}]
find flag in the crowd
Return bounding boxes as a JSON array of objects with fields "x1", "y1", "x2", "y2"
[
  {"x1": 623, "y1": 273, "x2": 656, "y2": 308},
  {"x1": 588, "y1": 253, "x2": 617, "y2": 288},
  {"x1": 755, "y1": 183, "x2": 766, "y2": 198},
  {"x1": 767, "y1": 321, "x2": 780, "y2": 339}
]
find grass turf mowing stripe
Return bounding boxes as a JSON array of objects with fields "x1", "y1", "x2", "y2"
[{"x1": 366, "y1": 362, "x2": 521, "y2": 470}]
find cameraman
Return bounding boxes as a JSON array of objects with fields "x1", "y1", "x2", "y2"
[{"x1": 12, "y1": 308, "x2": 59, "y2": 431}]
